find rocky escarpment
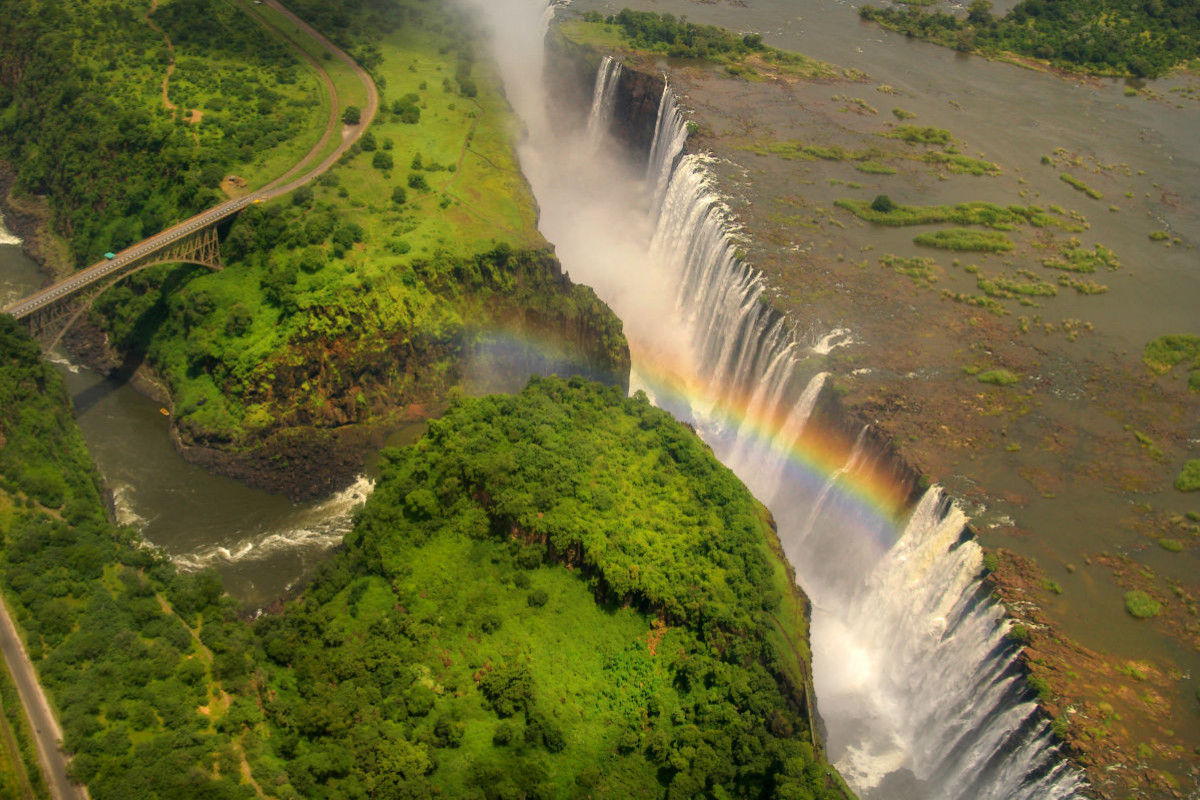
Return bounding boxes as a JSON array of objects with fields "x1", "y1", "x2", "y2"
[{"x1": 545, "y1": 28, "x2": 665, "y2": 160}]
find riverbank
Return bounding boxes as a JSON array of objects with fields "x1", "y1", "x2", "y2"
[{"x1": 554, "y1": 15, "x2": 1199, "y2": 797}]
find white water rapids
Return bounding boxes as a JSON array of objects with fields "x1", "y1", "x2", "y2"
[{"x1": 464, "y1": 0, "x2": 1087, "y2": 797}]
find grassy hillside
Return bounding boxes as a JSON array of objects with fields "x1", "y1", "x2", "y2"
[{"x1": 248, "y1": 377, "x2": 851, "y2": 800}]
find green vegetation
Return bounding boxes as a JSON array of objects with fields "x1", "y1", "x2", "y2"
[
  {"x1": 1123, "y1": 590, "x2": 1161, "y2": 618},
  {"x1": 1060, "y1": 173, "x2": 1104, "y2": 200},
  {"x1": 567, "y1": 10, "x2": 838, "y2": 79},
  {"x1": 249, "y1": 377, "x2": 850, "y2": 799},
  {"x1": 977, "y1": 369, "x2": 1021, "y2": 386},
  {"x1": 978, "y1": 274, "x2": 1057, "y2": 299},
  {"x1": 915, "y1": 228, "x2": 1014, "y2": 252},
  {"x1": 1041, "y1": 240, "x2": 1120, "y2": 272},
  {"x1": 859, "y1": 0, "x2": 1200, "y2": 77},
  {"x1": 0, "y1": 329, "x2": 851, "y2": 799},
  {"x1": 0, "y1": 317, "x2": 257, "y2": 799},
  {"x1": 0, "y1": 0, "x2": 326, "y2": 266},
  {"x1": 835, "y1": 199, "x2": 1078, "y2": 230},
  {"x1": 1177, "y1": 460, "x2": 1200, "y2": 492},
  {"x1": 880, "y1": 253, "x2": 938, "y2": 285},
  {"x1": 1158, "y1": 538, "x2": 1184, "y2": 552},
  {"x1": 855, "y1": 161, "x2": 897, "y2": 174},
  {"x1": 78, "y1": 0, "x2": 627, "y2": 465},
  {"x1": 1143, "y1": 334, "x2": 1200, "y2": 390},
  {"x1": 923, "y1": 152, "x2": 1000, "y2": 176},
  {"x1": 881, "y1": 125, "x2": 953, "y2": 145}
]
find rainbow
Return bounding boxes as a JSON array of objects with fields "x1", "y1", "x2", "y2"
[
  {"x1": 467, "y1": 325, "x2": 917, "y2": 535},
  {"x1": 628, "y1": 349, "x2": 914, "y2": 528}
]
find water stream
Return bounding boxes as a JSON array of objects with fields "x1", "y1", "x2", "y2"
[{"x1": 0, "y1": 231, "x2": 380, "y2": 607}]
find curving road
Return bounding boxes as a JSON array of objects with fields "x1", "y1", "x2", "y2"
[
  {"x1": 1, "y1": 0, "x2": 378, "y2": 322},
  {"x1": 0, "y1": 3, "x2": 377, "y2": 797}
]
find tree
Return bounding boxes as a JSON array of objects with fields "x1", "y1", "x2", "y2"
[
  {"x1": 342, "y1": 105, "x2": 361, "y2": 125},
  {"x1": 871, "y1": 194, "x2": 895, "y2": 213},
  {"x1": 391, "y1": 186, "x2": 407, "y2": 204},
  {"x1": 372, "y1": 151, "x2": 394, "y2": 171}
]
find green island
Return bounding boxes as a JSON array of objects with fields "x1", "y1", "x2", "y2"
[
  {"x1": 0, "y1": 321, "x2": 849, "y2": 799},
  {"x1": 859, "y1": 0, "x2": 1200, "y2": 78}
]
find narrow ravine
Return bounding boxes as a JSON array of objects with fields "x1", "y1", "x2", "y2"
[{"x1": 465, "y1": 0, "x2": 1088, "y2": 797}]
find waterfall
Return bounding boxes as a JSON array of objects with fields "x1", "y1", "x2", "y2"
[
  {"x1": 646, "y1": 85, "x2": 689, "y2": 214},
  {"x1": 635, "y1": 76, "x2": 1086, "y2": 800},
  {"x1": 469, "y1": 11, "x2": 1087, "y2": 796},
  {"x1": 586, "y1": 55, "x2": 622, "y2": 147}
]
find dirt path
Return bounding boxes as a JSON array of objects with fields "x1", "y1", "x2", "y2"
[
  {"x1": 143, "y1": 0, "x2": 177, "y2": 118},
  {"x1": 0, "y1": 595, "x2": 87, "y2": 800}
]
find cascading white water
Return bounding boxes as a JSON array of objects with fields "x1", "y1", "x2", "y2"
[
  {"x1": 635, "y1": 71, "x2": 1086, "y2": 800},
  {"x1": 462, "y1": 1, "x2": 1086, "y2": 795},
  {"x1": 585, "y1": 55, "x2": 622, "y2": 146},
  {"x1": 0, "y1": 213, "x2": 20, "y2": 246}
]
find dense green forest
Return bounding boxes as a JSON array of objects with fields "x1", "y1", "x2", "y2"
[
  {"x1": 247, "y1": 376, "x2": 849, "y2": 799},
  {"x1": 0, "y1": 323, "x2": 848, "y2": 798},
  {"x1": 0, "y1": 0, "x2": 320, "y2": 265},
  {"x1": 860, "y1": 0, "x2": 1200, "y2": 77}
]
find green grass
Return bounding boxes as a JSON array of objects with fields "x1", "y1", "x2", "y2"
[
  {"x1": 880, "y1": 253, "x2": 938, "y2": 285},
  {"x1": 1177, "y1": 460, "x2": 1200, "y2": 492},
  {"x1": 855, "y1": 160, "x2": 897, "y2": 174},
  {"x1": 915, "y1": 228, "x2": 1014, "y2": 252},
  {"x1": 1061, "y1": 172, "x2": 1104, "y2": 200},
  {"x1": 977, "y1": 274, "x2": 1057, "y2": 299},
  {"x1": 977, "y1": 369, "x2": 1020, "y2": 386},
  {"x1": 1158, "y1": 538, "x2": 1184, "y2": 552},
  {"x1": 835, "y1": 198, "x2": 1074, "y2": 230},
  {"x1": 1124, "y1": 590, "x2": 1161, "y2": 618},
  {"x1": 923, "y1": 151, "x2": 1001, "y2": 176},
  {"x1": 881, "y1": 125, "x2": 953, "y2": 145},
  {"x1": 1041, "y1": 240, "x2": 1120, "y2": 272}
]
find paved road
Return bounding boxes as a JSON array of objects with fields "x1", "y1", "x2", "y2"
[
  {"x1": 0, "y1": 597, "x2": 87, "y2": 800},
  {"x1": 0, "y1": 0, "x2": 378, "y2": 323}
]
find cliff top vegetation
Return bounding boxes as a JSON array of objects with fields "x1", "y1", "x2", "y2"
[
  {"x1": 859, "y1": 0, "x2": 1200, "y2": 78},
  {"x1": 561, "y1": 10, "x2": 840, "y2": 80}
]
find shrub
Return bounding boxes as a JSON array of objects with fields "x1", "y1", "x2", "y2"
[
  {"x1": 915, "y1": 228, "x2": 1014, "y2": 252},
  {"x1": 342, "y1": 105, "x2": 361, "y2": 125},
  {"x1": 372, "y1": 151, "x2": 393, "y2": 171},
  {"x1": 527, "y1": 589, "x2": 548, "y2": 608},
  {"x1": 391, "y1": 186, "x2": 407, "y2": 204},
  {"x1": 1124, "y1": 590, "x2": 1160, "y2": 619},
  {"x1": 977, "y1": 369, "x2": 1019, "y2": 386},
  {"x1": 407, "y1": 172, "x2": 429, "y2": 191},
  {"x1": 871, "y1": 194, "x2": 895, "y2": 212},
  {"x1": 1176, "y1": 460, "x2": 1200, "y2": 492}
]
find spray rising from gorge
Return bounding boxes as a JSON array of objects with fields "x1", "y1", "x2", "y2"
[{"x1": 464, "y1": 0, "x2": 1088, "y2": 796}]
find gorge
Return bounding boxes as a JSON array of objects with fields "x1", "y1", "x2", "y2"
[
  {"x1": 1, "y1": 0, "x2": 1197, "y2": 796},
  {"x1": 472, "y1": 2, "x2": 1085, "y2": 795}
]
